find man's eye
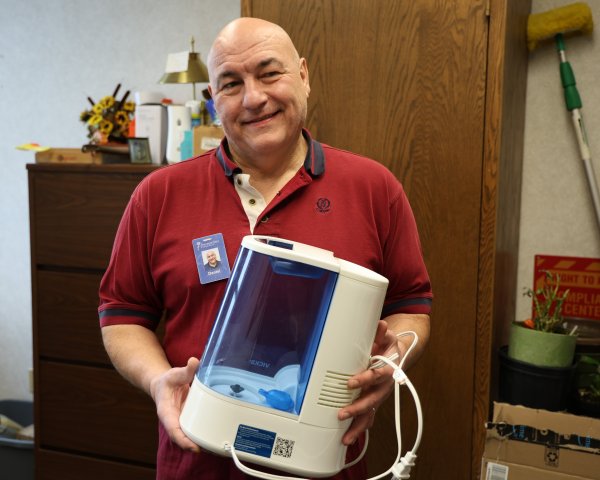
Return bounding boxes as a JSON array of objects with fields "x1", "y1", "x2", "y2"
[
  {"x1": 262, "y1": 71, "x2": 281, "y2": 79},
  {"x1": 222, "y1": 81, "x2": 239, "y2": 90}
]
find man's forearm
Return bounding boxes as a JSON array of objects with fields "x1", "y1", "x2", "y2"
[
  {"x1": 383, "y1": 313, "x2": 430, "y2": 370},
  {"x1": 101, "y1": 324, "x2": 172, "y2": 397}
]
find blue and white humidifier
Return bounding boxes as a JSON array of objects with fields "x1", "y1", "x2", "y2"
[{"x1": 180, "y1": 235, "x2": 388, "y2": 478}]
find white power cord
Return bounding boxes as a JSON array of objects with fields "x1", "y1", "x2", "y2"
[
  {"x1": 361, "y1": 330, "x2": 422, "y2": 480},
  {"x1": 225, "y1": 442, "x2": 311, "y2": 480},
  {"x1": 224, "y1": 330, "x2": 423, "y2": 480}
]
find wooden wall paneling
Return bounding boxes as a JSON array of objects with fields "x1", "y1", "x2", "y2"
[{"x1": 474, "y1": 1, "x2": 531, "y2": 477}]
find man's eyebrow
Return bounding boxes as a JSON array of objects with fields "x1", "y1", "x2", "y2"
[
  {"x1": 257, "y1": 57, "x2": 285, "y2": 69},
  {"x1": 216, "y1": 70, "x2": 237, "y2": 86}
]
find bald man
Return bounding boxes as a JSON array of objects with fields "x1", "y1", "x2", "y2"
[{"x1": 99, "y1": 17, "x2": 432, "y2": 479}]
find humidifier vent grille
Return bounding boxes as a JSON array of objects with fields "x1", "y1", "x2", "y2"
[{"x1": 317, "y1": 371, "x2": 358, "y2": 407}]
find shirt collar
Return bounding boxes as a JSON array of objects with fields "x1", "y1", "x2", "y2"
[{"x1": 215, "y1": 128, "x2": 325, "y2": 177}]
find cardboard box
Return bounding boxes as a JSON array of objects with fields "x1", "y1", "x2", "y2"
[
  {"x1": 481, "y1": 402, "x2": 600, "y2": 480},
  {"x1": 35, "y1": 148, "x2": 100, "y2": 164},
  {"x1": 193, "y1": 125, "x2": 224, "y2": 155}
]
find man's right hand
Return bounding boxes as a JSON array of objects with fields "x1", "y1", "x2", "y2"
[{"x1": 150, "y1": 357, "x2": 201, "y2": 453}]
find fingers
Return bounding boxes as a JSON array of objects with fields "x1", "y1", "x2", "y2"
[
  {"x1": 371, "y1": 321, "x2": 389, "y2": 355},
  {"x1": 184, "y1": 357, "x2": 200, "y2": 383},
  {"x1": 339, "y1": 389, "x2": 386, "y2": 446},
  {"x1": 348, "y1": 362, "x2": 393, "y2": 390},
  {"x1": 153, "y1": 357, "x2": 201, "y2": 453},
  {"x1": 160, "y1": 395, "x2": 201, "y2": 452},
  {"x1": 341, "y1": 407, "x2": 378, "y2": 446},
  {"x1": 168, "y1": 357, "x2": 200, "y2": 387},
  {"x1": 338, "y1": 361, "x2": 395, "y2": 445},
  {"x1": 170, "y1": 425, "x2": 201, "y2": 453},
  {"x1": 338, "y1": 322, "x2": 405, "y2": 446},
  {"x1": 338, "y1": 371, "x2": 393, "y2": 420}
]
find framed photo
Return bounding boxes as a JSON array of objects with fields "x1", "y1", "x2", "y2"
[{"x1": 128, "y1": 137, "x2": 152, "y2": 164}]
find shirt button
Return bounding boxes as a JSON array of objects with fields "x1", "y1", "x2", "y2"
[
  {"x1": 261, "y1": 215, "x2": 269, "y2": 223},
  {"x1": 249, "y1": 198, "x2": 256, "y2": 206},
  {"x1": 237, "y1": 178, "x2": 242, "y2": 185}
]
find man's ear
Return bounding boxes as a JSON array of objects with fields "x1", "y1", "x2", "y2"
[{"x1": 299, "y1": 58, "x2": 310, "y2": 97}]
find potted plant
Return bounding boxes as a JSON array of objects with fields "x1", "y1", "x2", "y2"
[
  {"x1": 498, "y1": 271, "x2": 578, "y2": 411},
  {"x1": 508, "y1": 270, "x2": 577, "y2": 368},
  {"x1": 571, "y1": 354, "x2": 600, "y2": 418}
]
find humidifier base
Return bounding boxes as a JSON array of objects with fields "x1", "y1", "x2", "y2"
[{"x1": 180, "y1": 378, "x2": 350, "y2": 478}]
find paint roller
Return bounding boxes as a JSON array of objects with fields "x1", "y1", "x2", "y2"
[{"x1": 527, "y1": 3, "x2": 599, "y2": 233}]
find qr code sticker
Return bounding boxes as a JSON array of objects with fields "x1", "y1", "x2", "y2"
[{"x1": 273, "y1": 437, "x2": 295, "y2": 458}]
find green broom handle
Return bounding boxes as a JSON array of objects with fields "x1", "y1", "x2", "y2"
[
  {"x1": 556, "y1": 34, "x2": 582, "y2": 111},
  {"x1": 555, "y1": 33, "x2": 600, "y2": 232}
]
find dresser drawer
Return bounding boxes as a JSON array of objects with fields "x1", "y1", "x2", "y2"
[
  {"x1": 37, "y1": 449, "x2": 155, "y2": 480},
  {"x1": 29, "y1": 170, "x2": 142, "y2": 269},
  {"x1": 36, "y1": 270, "x2": 109, "y2": 365},
  {"x1": 38, "y1": 362, "x2": 158, "y2": 464}
]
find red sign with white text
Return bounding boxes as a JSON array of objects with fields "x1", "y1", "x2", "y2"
[{"x1": 533, "y1": 255, "x2": 600, "y2": 321}]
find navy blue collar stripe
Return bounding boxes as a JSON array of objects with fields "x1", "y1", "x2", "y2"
[{"x1": 215, "y1": 129, "x2": 325, "y2": 178}]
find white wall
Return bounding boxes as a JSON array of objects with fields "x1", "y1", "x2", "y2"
[
  {"x1": 516, "y1": 0, "x2": 600, "y2": 321},
  {"x1": 0, "y1": 0, "x2": 239, "y2": 401},
  {"x1": 2, "y1": 0, "x2": 599, "y2": 401}
]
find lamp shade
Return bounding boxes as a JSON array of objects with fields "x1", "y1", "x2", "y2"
[{"x1": 159, "y1": 52, "x2": 208, "y2": 85}]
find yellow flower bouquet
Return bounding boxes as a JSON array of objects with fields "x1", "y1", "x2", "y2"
[{"x1": 80, "y1": 84, "x2": 135, "y2": 144}]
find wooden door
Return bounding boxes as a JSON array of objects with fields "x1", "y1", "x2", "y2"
[{"x1": 241, "y1": 1, "x2": 530, "y2": 478}]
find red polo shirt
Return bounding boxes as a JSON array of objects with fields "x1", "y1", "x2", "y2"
[{"x1": 99, "y1": 130, "x2": 432, "y2": 479}]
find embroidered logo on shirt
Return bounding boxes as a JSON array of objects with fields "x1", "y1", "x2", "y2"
[{"x1": 316, "y1": 197, "x2": 331, "y2": 213}]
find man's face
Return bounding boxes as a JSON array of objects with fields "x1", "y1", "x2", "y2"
[
  {"x1": 206, "y1": 251, "x2": 218, "y2": 266},
  {"x1": 208, "y1": 26, "x2": 310, "y2": 162}
]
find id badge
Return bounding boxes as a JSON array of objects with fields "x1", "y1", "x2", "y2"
[{"x1": 192, "y1": 233, "x2": 231, "y2": 284}]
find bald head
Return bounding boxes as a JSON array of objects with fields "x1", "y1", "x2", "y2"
[
  {"x1": 205, "y1": 17, "x2": 310, "y2": 167},
  {"x1": 207, "y1": 18, "x2": 300, "y2": 86}
]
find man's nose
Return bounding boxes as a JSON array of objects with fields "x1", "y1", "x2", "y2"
[{"x1": 242, "y1": 79, "x2": 268, "y2": 110}]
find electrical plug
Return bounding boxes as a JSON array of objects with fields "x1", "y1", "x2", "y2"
[{"x1": 390, "y1": 451, "x2": 417, "y2": 479}]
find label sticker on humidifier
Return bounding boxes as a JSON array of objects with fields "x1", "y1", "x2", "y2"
[
  {"x1": 234, "y1": 425, "x2": 296, "y2": 459},
  {"x1": 234, "y1": 425, "x2": 276, "y2": 458}
]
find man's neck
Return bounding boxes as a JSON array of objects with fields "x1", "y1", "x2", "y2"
[{"x1": 231, "y1": 135, "x2": 308, "y2": 203}]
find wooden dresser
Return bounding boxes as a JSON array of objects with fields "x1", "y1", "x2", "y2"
[{"x1": 27, "y1": 163, "x2": 159, "y2": 479}]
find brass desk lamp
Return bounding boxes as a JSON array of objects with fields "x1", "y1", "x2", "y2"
[{"x1": 159, "y1": 37, "x2": 209, "y2": 101}]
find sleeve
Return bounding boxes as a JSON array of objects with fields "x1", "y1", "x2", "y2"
[
  {"x1": 381, "y1": 182, "x2": 433, "y2": 317},
  {"x1": 98, "y1": 186, "x2": 163, "y2": 330}
]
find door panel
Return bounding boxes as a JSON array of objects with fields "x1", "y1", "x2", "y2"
[{"x1": 242, "y1": 1, "x2": 488, "y2": 478}]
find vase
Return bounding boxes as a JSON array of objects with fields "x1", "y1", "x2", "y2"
[
  {"x1": 508, "y1": 322, "x2": 577, "y2": 368},
  {"x1": 498, "y1": 346, "x2": 576, "y2": 411}
]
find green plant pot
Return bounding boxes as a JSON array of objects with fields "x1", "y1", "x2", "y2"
[{"x1": 508, "y1": 323, "x2": 577, "y2": 368}]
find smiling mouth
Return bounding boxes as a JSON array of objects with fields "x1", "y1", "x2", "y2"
[{"x1": 242, "y1": 111, "x2": 280, "y2": 125}]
